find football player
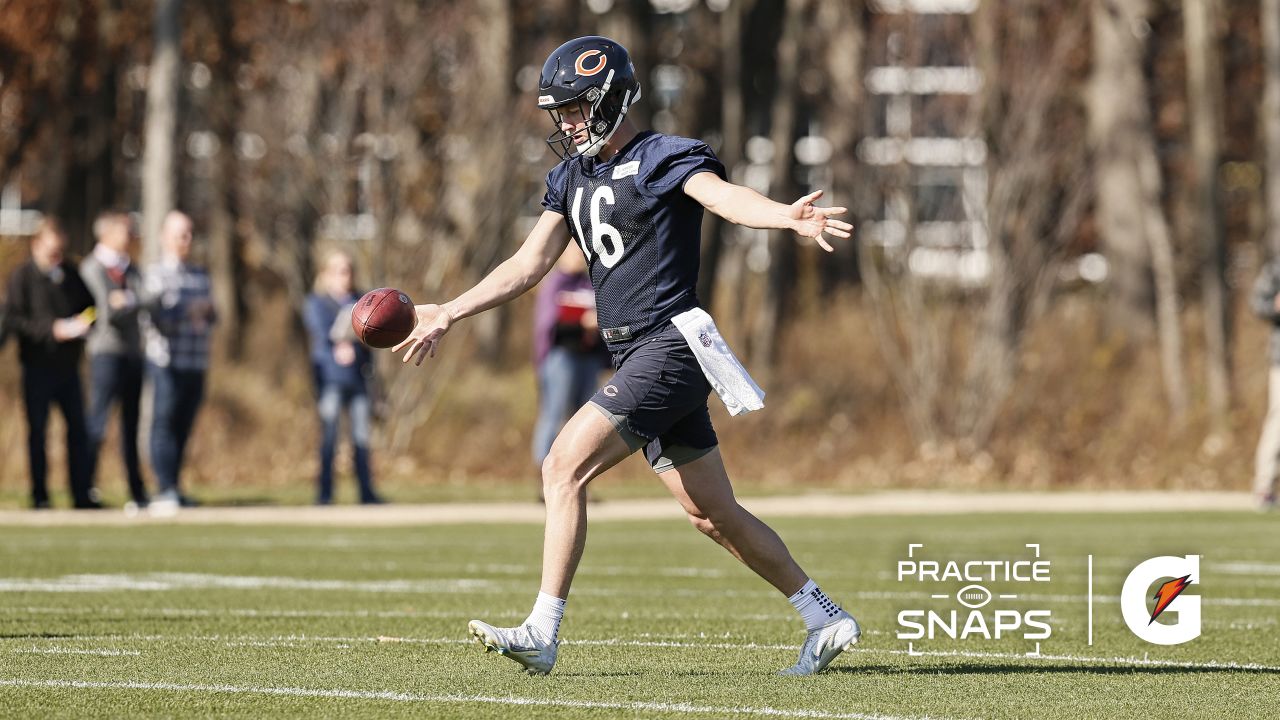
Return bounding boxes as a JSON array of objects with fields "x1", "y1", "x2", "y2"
[{"x1": 395, "y1": 36, "x2": 857, "y2": 675}]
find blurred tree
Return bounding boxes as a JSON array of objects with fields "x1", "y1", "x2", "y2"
[
  {"x1": 141, "y1": 0, "x2": 183, "y2": 263},
  {"x1": 443, "y1": 0, "x2": 516, "y2": 366},
  {"x1": 1090, "y1": 0, "x2": 1188, "y2": 417},
  {"x1": 1184, "y1": 0, "x2": 1231, "y2": 422},
  {"x1": 752, "y1": 0, "x2": 808, "y2": 373},
  {"x1": 958, "y1": 1, "x2": 1090, "y2": 447},
  {"x1": 192, "y1": 0, "x2": 246, "y2": 358},
  {"x1": 814, "y1": 0, "x2": 864, "y2": 293},
  {"x1": 0, "y1": 0, "x2": 142, "y2": 251},
  {"x1": 1265, "y1": 0, "x2": 1280, "y2": 258},
  {"x1": 699, "y1": 0, "x2": 750, "y2": 316}
]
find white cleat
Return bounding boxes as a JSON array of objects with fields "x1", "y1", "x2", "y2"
[
  {"x1": 468, "y1": 620, "x2": 558, "y2": 675},
  {"x1": 779, "y1": 611, "x2": 862, "y2": 676}
]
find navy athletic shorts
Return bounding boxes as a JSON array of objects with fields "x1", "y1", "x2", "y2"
[{"x1": 588, "y1": 322, "x2": 718, "y2": 472}]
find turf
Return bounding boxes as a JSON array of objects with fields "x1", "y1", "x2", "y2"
[{"x1": 0, "y1": 511, "x2": 1276, "y2": 719}]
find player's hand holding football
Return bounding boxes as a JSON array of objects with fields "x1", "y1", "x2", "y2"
[
  {"x1": 393, "y1": 303, "x2": 453, "y2": 366},
  {"x1": 788, "y1": 189, "x2": 852, "y2": 253}
]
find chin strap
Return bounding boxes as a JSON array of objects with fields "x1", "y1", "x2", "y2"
[
  {"x1": 578, "y1": 69, "x2": 638, "y2": 158},
  {"x1": 579, "y1": 86, "x2": 634, "y2": 158}
]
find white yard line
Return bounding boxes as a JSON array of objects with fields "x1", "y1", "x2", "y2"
[
  {"x1": 1218, "y1": 562, "x2": 1280, "y2": 576},
  {"x1": 860, "y1": 647, "x2": 1280, "y2": 672},
  {"x1": 11, "y1": 647, "x2": 140, "y2": 657},
  {"x1": 0, "y1": 490, "x2": 1254, "y2": 526},
  {"x1": 8, "y1": 633, "x2": 1277, "y2": 673},
  {"x1": 573, "y1": 641, "x2": 1280, "y2": 671},
  {"x1": 0, "y1": 605, "x2": 523, "y2": 620},
  {"x1": 0, "y1": 678, "x2": 951, "y2": 720},
  {"x1": 0, "y1": 573, "x2": 500, "y2": 594},
  {"x1": 3, "y1": 572, "x2": 1276, "y2": 609}
]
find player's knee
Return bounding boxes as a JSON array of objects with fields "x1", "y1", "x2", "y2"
[
  {"x1": 541, "y1": 451, "x2": 588, "y2": 497},
  {"x1": 687, "y1": 502, "x2": 745, "y2": 537},
  {"x1": 687, "y1": 512, "x2": 717, "y2": 538}
]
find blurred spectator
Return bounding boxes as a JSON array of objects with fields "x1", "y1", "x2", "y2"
[
  {"x1": 304, "y1": 251, "x2": 382, "y2": 505},
  {"x1": 4, "y1": 218, "x2": 98, "y2": 509},
  {"x1": 1252, "y1": 258, "x2": 1280, "y2": 512},
  {"x1": 530, "y1": 248, "x2": 608, "y2": 498},
  {"x1": 144, "y1": 211, "x2": 215, "y2": 512},
  {"x1": 81, "y1": 211, "x2": 150, "y2": 511}
]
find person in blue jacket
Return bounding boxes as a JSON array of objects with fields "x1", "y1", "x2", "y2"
[{"x1": 304, "y1": 250, "x2": 382, "y2": 505}]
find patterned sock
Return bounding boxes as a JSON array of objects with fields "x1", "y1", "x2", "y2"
[
  {"x1": 788, "y1": 579, "x2": 844, "y2": 631},
  {"x1": 524, "y1": 592, "x2": 566, "y2": 642}
]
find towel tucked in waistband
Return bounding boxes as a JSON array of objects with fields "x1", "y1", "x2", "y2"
[{"x1": 670, "y1": 308, "x2": 765, "y2": 416}]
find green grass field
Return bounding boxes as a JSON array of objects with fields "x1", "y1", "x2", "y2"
[{"x1": 1, "y1": 510, "x2": 1277, "y2": 718}]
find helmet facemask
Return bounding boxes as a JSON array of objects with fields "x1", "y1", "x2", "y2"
[{"x1": 543, "y1": 69, "x2": 640, "y2": 160}]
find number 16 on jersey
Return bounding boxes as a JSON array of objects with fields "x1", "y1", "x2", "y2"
[{"x1": 570, "y1": 185, "x2": 625, "y2": 268}]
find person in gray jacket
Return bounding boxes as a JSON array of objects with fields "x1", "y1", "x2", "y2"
[
  {"x1": 80, "y1": 211, "x2": 150, "y2": 509},
  {"x1": 1251, "y1": 257, "x2": 1280, "y2": 511}
]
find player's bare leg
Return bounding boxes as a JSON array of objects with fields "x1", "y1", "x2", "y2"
[
  {"x1": 658, "y1": 447, "x2": 806, "y2": 593},
  {"x1": 468, "y1": 403, "x2": 633, "y2": 674},
  {"x1": 537, "y1": 404, "x2": 634, "y2": 597},
  {"x1": 658, "y1": 448, "x2": 861, "y2": 674}
]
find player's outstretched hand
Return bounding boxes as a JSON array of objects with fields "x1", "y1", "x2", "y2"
[
  {"x1": 393, "y1": 304, "x2": 453, "y2": 367},
  {"x1": 789, "y1": 189, "x2": 852, "y2": 252}
]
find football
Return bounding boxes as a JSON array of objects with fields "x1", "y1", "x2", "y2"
[{"x1": 351, "y1": 288, "x2": 416, "y2": 348}]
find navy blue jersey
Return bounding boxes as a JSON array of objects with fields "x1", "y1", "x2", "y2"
[{"x1": 542, "y1": 131, "x2": 725, "y2": 351}]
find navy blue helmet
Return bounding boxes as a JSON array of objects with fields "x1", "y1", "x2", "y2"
[{"x1": 538, "y1": 36, "x2": 642, "y2": 159}]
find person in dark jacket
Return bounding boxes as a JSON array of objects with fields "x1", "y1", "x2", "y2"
[
  {"x1": 303, "y1": 250, "x2": 382, "y2": 505},
  {"x1": 80, "y1": 211, "x2": 150, "y2": 510},
  {"x1": 4, "y1": 218, "x2": 98, "y2": 509}
]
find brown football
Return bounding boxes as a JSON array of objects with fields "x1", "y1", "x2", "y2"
[{"x1": 351, "y1": 288, "x2": 415, "y2": 348}]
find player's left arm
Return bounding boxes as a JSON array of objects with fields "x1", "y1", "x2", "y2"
[{"x1": 683, "y1": 172, "x2": 852, "y2": 252}]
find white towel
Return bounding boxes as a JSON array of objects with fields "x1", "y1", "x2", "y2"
[{"x1": 671, "y1": 308, "x2": 765, "y2": 416}]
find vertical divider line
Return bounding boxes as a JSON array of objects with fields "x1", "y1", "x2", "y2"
[{"x1": 1088, "y1": 554, "x2": 1094, "y2": 646}]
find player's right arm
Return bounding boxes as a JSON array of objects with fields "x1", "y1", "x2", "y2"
[
  {"x1": 684, "y1": 173, "x2": 852, "y2": 252},
  {"x1": 394, "y1": 210, "x2": 570, "y2": 366}
]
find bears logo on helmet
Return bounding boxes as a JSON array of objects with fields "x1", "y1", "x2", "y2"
[{"x1": 574, "y1": 50, "x2": 608, "y2": 77}]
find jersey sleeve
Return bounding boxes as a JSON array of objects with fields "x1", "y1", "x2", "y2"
[
  {"x1": 541, "y1": 162, "x2": 570, "y2": 215},
  {"x1": 639, "y1": 137, "x2": 726, "y2": 198}
]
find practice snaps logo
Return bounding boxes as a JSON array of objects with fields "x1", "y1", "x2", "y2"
[
  {"x1": 1121, "y1": 555, "x2": 1201, "y2": 645},
  {"x1": 896, "y1": 543, "x2": 1053, "y2": 654}
]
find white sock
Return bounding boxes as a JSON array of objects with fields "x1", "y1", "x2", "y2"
[
  {"x1": 789, "y1": 579, "x2": 844, "y2": 631},
  {"x1": 524, "y1": 592, "x2": 566, "y2": 642}
]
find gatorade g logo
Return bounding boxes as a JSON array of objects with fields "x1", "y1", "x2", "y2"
[{"x1": 1121, "y1": 555, "x2": 1201, "y2": 645}]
